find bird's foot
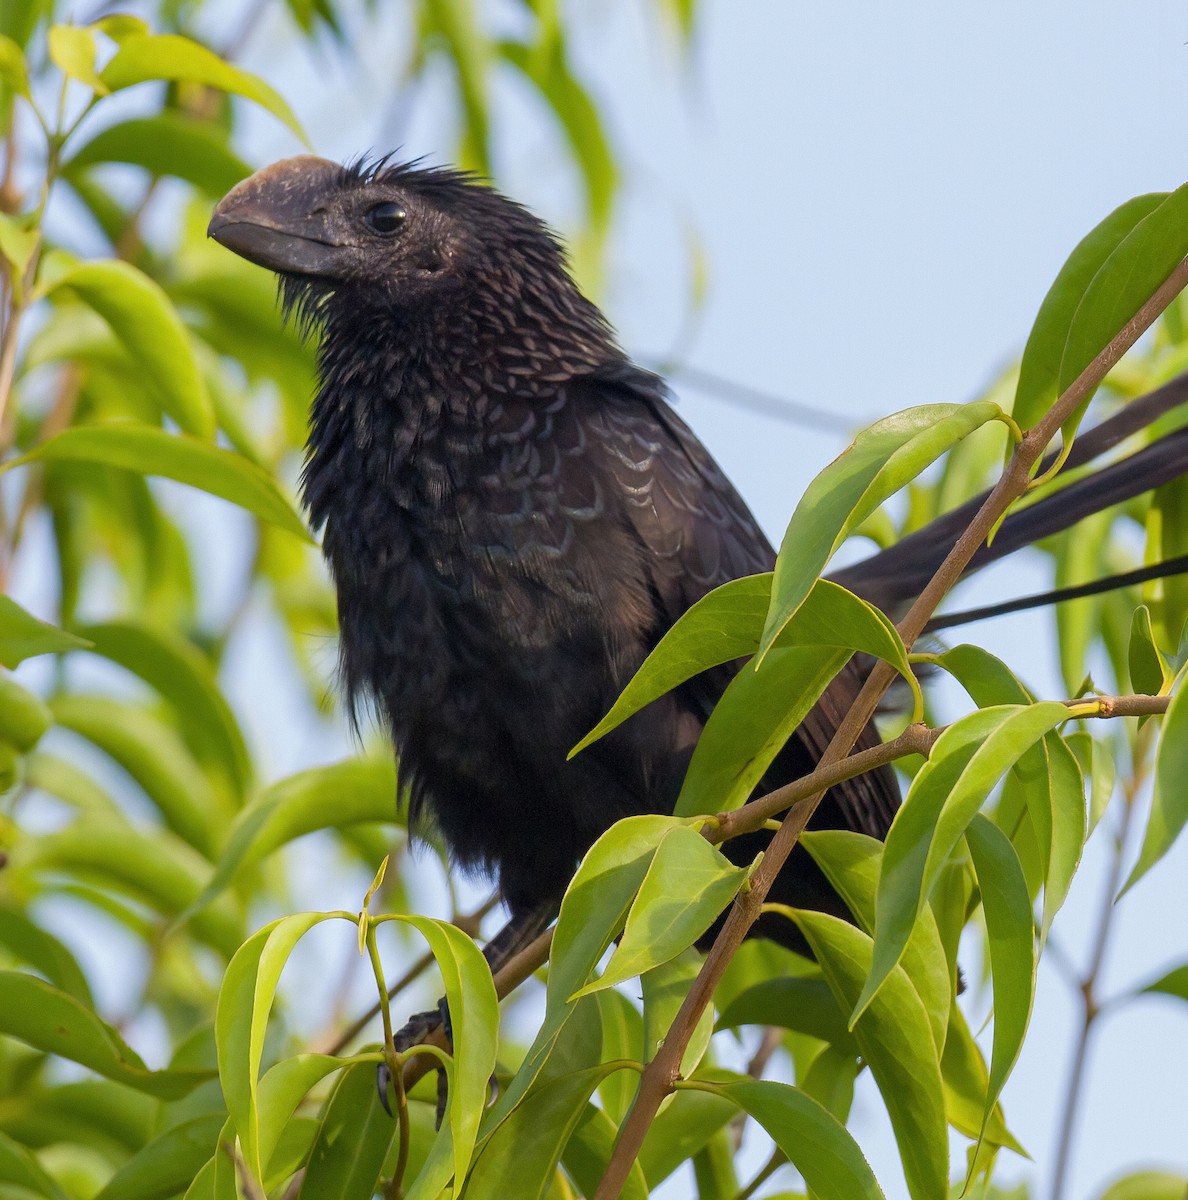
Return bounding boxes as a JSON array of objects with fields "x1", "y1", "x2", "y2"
[{"x1": 377, "y1": 998, "x2": 454, "y2": 1122}]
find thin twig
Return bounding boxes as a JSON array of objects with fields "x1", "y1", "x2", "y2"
[
  {"x1": 1049, "y1": 748, "x2": 1150, "y2": 1200},
  {"x1": 593, "y1": 255, "x2": 1188, "y2": 1199}
]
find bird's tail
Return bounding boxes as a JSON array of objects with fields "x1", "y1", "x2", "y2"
[{"x1": 829, "y1": 372, "x2": 1188, "y2": 619}]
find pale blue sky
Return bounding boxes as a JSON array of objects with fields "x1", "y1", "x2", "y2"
[{"x1": 216, "y1": 3, "x2": 1188, "y2": 1196}]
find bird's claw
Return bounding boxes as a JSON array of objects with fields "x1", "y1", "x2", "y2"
[{"x1": 376, "y1": 999, "x2": 456, "y2": 1122}]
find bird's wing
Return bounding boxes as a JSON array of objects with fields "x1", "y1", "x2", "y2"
[{"x1": 582, "y1": 365, "x2": 899, "y2": 839}]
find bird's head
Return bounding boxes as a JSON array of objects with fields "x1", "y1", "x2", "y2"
[{"x1": 208, "y1": 154, "x2": 580, "y2": 323}]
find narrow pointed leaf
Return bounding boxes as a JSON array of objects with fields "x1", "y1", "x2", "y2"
[
  {"x1": 857, "y1": 702, "x2": 1067, "y2": 1021},
  {"x1": 1013, "y1": 193, "x2": 1165, "y2": 437},
  {"x1": 709, "y1": 1079, "x2": 886, "y2": 1200},
  {"x1": 1122, "y1": 680, "x2": 1188, "y2": 893},
  {"x1": 215, "y1": 912, "x2": 345, "y2": 1182},
  {"x1": 94, "y1": 1114, "x2": 226, "y2": 1200},
  {"x1": 464, "y1": 1063, "x2": 629, "y2": 1200},
  {"x1": 792, "y1": 912, "x2": 948, "y2": 1200},
  {"x1": 8, "y1": 423, "x2": 310, "y2": 539},
  {"x1": 387, "y1": 915, "x2": 499, "y2": 1193},
  {"x1": 676, "y1": 643, "x2": 849, "y2": 816},
  {"x1": 0, "y1": 596, "x2": 90, "y2": 667},
  {"x1": 485, "y1": 815, "x2": 676, "y2": 1127},
  {"x1": 762, "y1": 401, "x2": 1003, "y2": 656},
  {"x1": 100, "y1": 34, "x2": 305, "y2": 142},
  {"x1": 299, "y1": 1062, "x2": 395, "y2": 1200},
  {"x1": 1057, "y1": 184, "x2": 1188, "y2": 443},
  {"x1": 77, "y1": 620, "x2": 252, "y2": 796},
  {"x1": 965, "y1": 814, "x2": 1035, "y2": 1157},
  {"x1": 47, "y1": 24, "x2": 106, "y2": 92},
  {"x1": 184, "y1": 756, "x2": 398, "y2": 919},
  {"x1": 47, "y1": 260, "x2": 212, "y2": 436},
  {"x1": 802, "y1": 829, "x2": 951, "y2": 1054},
  {"x1": 941, "y1": 1005, "x2": 1027, "y2": 1156},
  {"x1": 570, "y1": 573, "x2": 769, "y2": 757},
  {"x1": 1129, "y1": 605, "x2": 1166, "y2": 695},
  {"x1": 0, "y1": 971, "x2": 212, "y2": 1098},
  {"x1": 573, "y1": 826, "x2": 746, "y2": 995},
  {"x1": 64, "y1": 113, "x2": 250, "y2": 196}
]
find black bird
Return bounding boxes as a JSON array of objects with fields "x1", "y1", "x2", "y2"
[{"x1": 208, "y1": 155, "x2": 1188, "y2": 983}]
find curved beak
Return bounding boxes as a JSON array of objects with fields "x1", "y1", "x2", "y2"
[{"x1": 209, "y1": 155, "x2": 348, "y2": 276}]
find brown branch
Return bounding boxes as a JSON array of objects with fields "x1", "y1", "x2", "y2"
[
  {"x1": 593, "y1": 255, "x2": 1188, "y2": 1199},
  {"x1": 713, "y1": 721, "x2": 938, "y2": 844}
]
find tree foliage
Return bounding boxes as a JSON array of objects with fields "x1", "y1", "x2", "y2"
[{"x1": 1, "y1": 4, "x2": 1187, "y2": 1199}]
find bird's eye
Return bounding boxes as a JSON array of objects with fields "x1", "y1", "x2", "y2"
[{"x1": 365, "y1": 202, "x2": 407, "y2": 235}]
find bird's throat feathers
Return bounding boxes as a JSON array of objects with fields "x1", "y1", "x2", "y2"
[{"x1": 293, "y1": 218, "x2": 622, "y2": 536}]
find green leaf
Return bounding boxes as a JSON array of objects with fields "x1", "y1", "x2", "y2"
[
  {"x1": 570, "y1": 573, "x2": 769, "y2": 757},
  {"x1": 0, "y1": 211, "x2": 38, "y2": 273},
  {"x1": 255, "y1": 1053, "x2": 348, "y2": 1177},
  {"x1": 640, "y1": 948, "x2": 714, "y2": 1079},
  {"x1": 1037, "y1": 731, "x2": 1086, "y2": 940},
  {"x1": 792, "y1": 912, "x2": 948, "y2": 1200},
  {"x1": 637, "y1": 1083, "x2": 739, "y2": 1188},
  {"x1": 965, "y1": 815, "x2": 1035, "y2": 1160},
  {"x1": 93, "y1": 14, "x2": 149, "y2": 41},
  {"x1": 64, "y1": 113, "x2": 250, "y2": 196},
  {"x1": 485, "y1": 816, "x2": 676, "y2": 1128},
  {"x1": 801, "y1": 1044, "x2": 859, "y2": 1122},
  {"x1": 94, "y1": 1114, "x2": 226, "y2": 1200},
  {"x1": 594, "y1": 990, "x2": 643, "y2": 1124},
  {"x1": 0, "y1": 674, "x2": 51, "y2": 750},
  {"x1": 0, "y1": 1130, "x2": 71, "y2": 1200},
  {"x1": 1140, "y1": 962, "x2": 1188, "y2": 1003},
  {"x1": 1067, "y1": 730, "x2": 1115, "y2": 835},
  {"x1": 706, "y1": 1079, "x2": 886, "y2": 1199},
  {"x1": 1057, "y1": 184, "x2": 1188, "y2": 444},
  {"x1": 676, "y1": 643, "x2": 849, "y2": 816},
  {"x1": 183, "y1": 756, "x2": 397, "y2": 920},
  {"x1": 573, "y1": 826, "x2": 746, "y2": 996},
  {"x1": 856, "y1": 702, "x2": 1067, "y2": 1021},
  {"x1": 0, "y1": 971, "x2": 212, "y2": 1097},
  {"x1": 17, "y1": 819, "x2": 245, "y2": 958},
  {"x1": 51, "y1": 694, "x2": 219, "y2": 857},
  {"x1": 1013, "y1": 194, "x2": 1165, "y2": 437},
  {"x1": 0, "y1": 34, "x2": 31, "y2": 98},
  {"x1": 464, "y1": 1063, "x2": 628, "y2": 1200},
  {"x1": 215, "y1": 912, "x2": 346, "y2": 1183},
  {"x1": 499, "y1": 38, "x2": 615, "y2": 237},
  {"x1": 76, "y1": 620, "x2": 252, "y2": 796},
  {"x1": 300, "y1": 1062, "x2": 395, "y2": 1200},
  {"x1": 421, "y1": 0, "x2": 490, "y2": 170},
  {"x1": 7, "y1": 423, "x2": 310, "y2": 540},
  {"x1": 941, "y1": 1006, "x2": 1027, "y2": 1156},
  {"x1": 576, "y1": 574, "x2": 914, "y2": 781},
  {"x1": 716, "y1": 974, "x2": 856, "y2": 1049},
  {"x1": 1097, "y1": 1171, "x2": 1188, "y2": 1200},
  {"x1": 47, "y1": 25, "x2": 107, "y2": 93},
  {"x1": 762, "y1": 401, "x2": 1003, "y2": 657},
  {"x1": 386, "y1": 916, "x2": 499, "y2": 1196},
  {"x1": 99, "y1": 34, "x2": 306, "y2": 143},
  {"x1": 0, "y1": 902, "x2": 92, "y2": 1004},
  {"x1": 45, "y1": 261, "x2": 213, "y2": 437},
  {"x1": 0, "y1": 596, "x2": 90, "y2": 667},
  {"x1": 1122, "y1": 679, "x2": 1188, "y2": 893},
  {"x1": 801, "y1": 829, "x2": 952, "y2": 1055},
  {"x1": 1129, "y1": 605, "x2": 1166, "y2": 695}
]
